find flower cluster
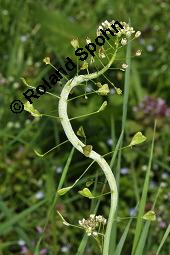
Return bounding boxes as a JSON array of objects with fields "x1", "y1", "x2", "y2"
[
  {"x1": 96, "y1": 20, "x2": 141, "y2": 42},
  {"x1": 78, "y1": 214, "x2": 107, "y2": 236},
  {"x1": 133, "y1": 96, "x2": 170, "y2": 118}
]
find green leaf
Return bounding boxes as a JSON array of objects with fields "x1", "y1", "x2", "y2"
[
  {"x1": 98, "y1": 101, "x2": 107, "y2": 112},
  {"x1": 142, "y1": 210, "x2": 156, "y2": 221},
  {"x1": 57, "y1": 186, "x2": 72, "y2": 196},
  {"x1": 97, "y1": 84, "x2": 110, "y2": 96},
  {"x1": 129, "y1": 132, "x2": 147, "y2": 147},
  {"x1": 83, "y1": 145, "x2": 93, "y2": 157},
  {"x1": 78, "y1": 188, "x2": 93, "y2": 198},
  {"x1": 24, "y1": 102, "x2": 42, "y2": 117},
  {"x1": 77, "y1": 126, "x2": 86, "y2": 139}
]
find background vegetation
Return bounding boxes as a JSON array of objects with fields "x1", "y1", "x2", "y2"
[{"x1": 0, "y1": 0, "x2": 170, "y2": 254}]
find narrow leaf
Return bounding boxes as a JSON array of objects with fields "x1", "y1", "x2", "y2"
[
  {"x1": 156, "y1": 223, "x2": 170, "y2": 255},
  {"x1": 132, "y1": 123, "x2": 156, "y2": 254},
  {"x1": 114, "y1": 218, "x2": 132, "y2": 255}
]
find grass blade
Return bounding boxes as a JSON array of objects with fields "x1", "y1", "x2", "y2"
[
  {"x1": 134, "y1": 222, "x2": 150, "y2": 255},
  {"x1": 0, "y1": 200, "x2": 46, "y2": 235},
  {"x1": 132, "y1": 121, "x2": 156, "y2": 254},
  {"x1": 109, "y1": 30, "x2": 132, "y2": 254},
  {"x1": 34, "y1": 147, "x2": 75, "y2": 255},
  {"x1": 114, "y1": 218, "x2": 132, "y2": 255},
  {"x1": 156, "y1": 223, "x2": 170, "y2": 255}
]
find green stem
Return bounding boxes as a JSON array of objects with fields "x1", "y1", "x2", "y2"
[{"x1": 58, "y1": 43, "x2": 119, "y2": 255}]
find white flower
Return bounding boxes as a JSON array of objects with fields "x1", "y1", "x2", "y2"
[
  {"x1": 122, "y1": 63, "x2": 128, "y2": 69},
  {"x1": 61, "y1": 245, "x2": 70, "y2": 253},
  {"x1": 102, "y1": 20, "x2": 111, "y2": 28},
  {"x1": 135, "y1": 31, "x2": 141, "y2": 38},
  {"x1": 96, "y1": 215, "x2": 103, "y2": 222},
  {"x1": 120, "y1": 167, "x2": 129, "y2": 174},
  {"x1": 92, "y1": 231, "x2": 98, "y2": 236},
  {"x1": 18, "y1": 239, "x2": 25, "y2": 246},
  {"x1": 135, "y1": 49, "x2": 142, "y2": 56},
  {"x1": 20, "y1": 35, "x2": 28, "y2": 42},
  {"x1": 86, "y1": 37, "x2": 92, "y2": 44},
  {"x1": 97, "y1": 26, "x2": 103, "y2": 36},
  {"x1": 79, "y1": 220, "x2": 83, "y2": 225},
  {"x1": 70, "y1": 38, "x2": 79, "y2": 49},
  {"x1": 35, "y1": 191, "x2": 44, "y2": 200},
  {"x1": 55, "y1": 166, "x2": 63, "y2": 174},
  {"x1": 121, "y1": 38, "x2": 127, "y2": 46},
  {"x1": 98, "y1": 47, "x2": 106, "y2": 58},
  {"x1": 126, "y1": 31, "x2": 131, "y2": 38},
  {"x1": 43, "y1": 57, "x2": 51, "y2": 65},
  {"x1": 90, "y1": 214, "x2": 95, "y2": 219}
]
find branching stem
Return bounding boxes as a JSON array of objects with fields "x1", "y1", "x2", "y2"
[{"x1": 58, "y1": 47, "x2": 118, "y2": 255}]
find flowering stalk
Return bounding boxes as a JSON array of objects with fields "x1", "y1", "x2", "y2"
[
  {"x1": 58, "y1": 19, "x2": 141, "y2": 254},
  {"x1": 58, "y1": 49, "x2": 118, "y2": 255}
]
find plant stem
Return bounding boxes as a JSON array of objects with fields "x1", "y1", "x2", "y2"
[{"x1": 58, "y1": 47, "x2": 118, "y2": 255}]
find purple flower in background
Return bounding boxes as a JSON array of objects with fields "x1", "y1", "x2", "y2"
[
  {"x1": 40, "y1": 248, "x2": 48, "y2": 255},
  {"x1": 107, "y1": 138, "x2": 113, "y2": 146},
  {"x1": 0, "y1": 73, "x2": 6, "y2": 85},
  {"x1": 129, "y1": 207, "x2": 137, "y2": 216},
  {"x1": 120, "y1": 167, "x2": 129, "y2": 175},
  {"x1": 133, "y1": 96, "x2": 170, "y2": 118},
  {"x1": 36, "y1": 226, "x2": 43, "y2": 233},
  {"x1": 20, "y1": 246, "x2": 28, "y2": 254}
]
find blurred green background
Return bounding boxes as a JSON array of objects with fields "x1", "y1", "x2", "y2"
[{"x1": 0, "y1": 0, "x2": 170, "y2": 254}]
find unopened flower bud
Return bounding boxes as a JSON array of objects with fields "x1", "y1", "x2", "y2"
[
  {"x1": 115, "y1": 87, "x2": 122, "y2": 95},
  {"x1": 121, "y1": 38, "x2": 127, "y2": 46},
  {"x1": 71, "y1": 38, "x2": 79, "y2": 49},
  {"x1": 135, "y1": 31, "x2": 141, "y2": 38},
  {"x1": 122, "y1": 63, "x2": 128, "y2": 69},
  {"x1": 86, "y1": 37, "x2": 92, "y2": 44},
  {"x1": 43, "y1": 57, "x2": 51, "y2": 65},
  {"x1": 135, "y1": 49, "x2": 142, "y2": 56}
]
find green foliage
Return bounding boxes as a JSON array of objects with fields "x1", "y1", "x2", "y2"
[{"x1": 1, "y1": 0, "x2": 170, "y2": 254}]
